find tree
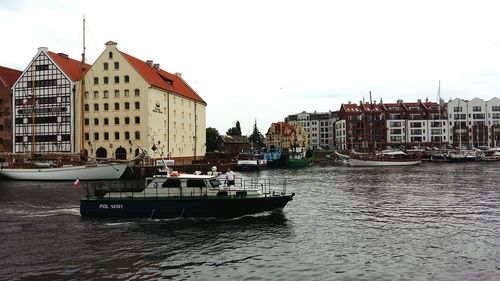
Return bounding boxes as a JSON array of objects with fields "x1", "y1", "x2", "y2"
[
  {"x1": 226, "y1": 121, "x2": 242, "y2": 136},
  {"x1": 206, "y1": 127, "x2": 220, "y2": 152},
  {"x1": 248, "y1": 121, "x2": 264, "y2": 149}
]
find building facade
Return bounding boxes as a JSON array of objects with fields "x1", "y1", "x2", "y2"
[
  {"x1": 264, "y1": 122, "x2": 309, "y2": 150},
  {"x1": 285, "y1": 111, "x2": 337, "y2": 149},
  {"x1": 12, "y1": 48, "x2": 88, "y2": 154},
  {"x1": 82, "y1": 41, "x2": 206, "y2": 161},
  {"x1": 0, "y1": 66, "x2": 22, "y2": 152},
  {"x1": 447, "y1": 97, "x2": 500, "y2": 148}
]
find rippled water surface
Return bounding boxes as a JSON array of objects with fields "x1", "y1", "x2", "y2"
[{"x1": 1, "y1": 162, "x2": 499, "y2": 280}]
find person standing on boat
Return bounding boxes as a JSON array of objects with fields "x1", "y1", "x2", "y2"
[{"x1": 225, "y1": 168, "x2": 235, "y2": 187}]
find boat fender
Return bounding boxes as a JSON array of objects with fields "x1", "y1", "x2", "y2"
[{"x1": 153, "y1": 182, "x2": 159, "y2": 189}]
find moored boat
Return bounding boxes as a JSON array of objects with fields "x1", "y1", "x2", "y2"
[
  {"x1": 348, "y1": 151, "x2": 421, "y2": 167},
  {"x1": 80, "y1": 171, "x2": 295, "y2": 219},
  {"x1": 0, "y1": 162, "x2": 128, "y2": 181}
]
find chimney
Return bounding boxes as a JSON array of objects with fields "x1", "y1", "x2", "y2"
[
  {"x1": 380, "y1": 97, "x2": 383, "y2": 105},
  {"x1": 425, "y1": 97, "x2": 429, "y2": 103},
  {"x1": 153, "y1": 63, "x2": 160, "y2": 70},
  {"x1": 175, "y1": 72, "x2": 182, "y2": 77},
  {"x1": 417, "y1": 99, "x2": 421, "y2": 104},
  {"x1": 57, "y1": 53, "x2": 69, "y2": 59},
  {"x1": 146, "y1": 60, "x2": 153, "y2": 67},
  {"x1": 397, "y1": 99, "x2": 403, "y2": 104},
  {"x1": 38, "y1": 47, "x2": 48, "y2": 53}
]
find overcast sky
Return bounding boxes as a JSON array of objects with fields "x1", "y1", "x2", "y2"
[{"x1": 1, "y1": 0, "x2": 500, "y2": 135}]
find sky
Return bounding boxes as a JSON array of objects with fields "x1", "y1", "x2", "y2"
[{"x1": 1, "y1": 0, "x2": 500, "y2": 135}]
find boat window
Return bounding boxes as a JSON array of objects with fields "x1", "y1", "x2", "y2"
[
  {"x1": 209, "y1": 179, "x2": 221, "y2": 188},
  {"x1": 162, "y1": 179, "x2": 180, "y2": 188},
  {"x1": 187, "y1": 179, "x2": 206, "y2": 188}
]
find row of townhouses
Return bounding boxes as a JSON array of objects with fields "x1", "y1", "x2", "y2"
[
  {"x1": 281, "y1": 97, "x2": 500, "y2": 151},
  {"x1": 0, "y1": 42, "x2": 207, "y2": 161}
]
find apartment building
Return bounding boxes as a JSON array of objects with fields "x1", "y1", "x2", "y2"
[
  {"x1": 0, "y1": 66, "x2": 22, "y2": 152},
  {"x1": 285, "y1": 111, "x2": 337, "y2": 149}
]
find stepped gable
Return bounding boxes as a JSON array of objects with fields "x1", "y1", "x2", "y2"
[
  {"x1": 120, "y1": 52, "x2": 206, "y2": 105},
  {"x1": 47, "y1": 51, "x2": 91, "y2": 81},
  {"x1": 0, "y1": 66, "x2": 22, "y2": 87}
]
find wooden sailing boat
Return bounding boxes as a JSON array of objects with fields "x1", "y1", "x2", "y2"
[
  {"x1": 348, "y1": 91, "x2": 421, "y2": 167},
  {"x1": 0, "y1": 17, "x2": 130, "y2": 180}
]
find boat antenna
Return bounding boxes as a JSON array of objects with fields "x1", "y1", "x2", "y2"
[
  {"x1": 31, "y1": 57, "x2": 36, "y2": 157},
  {"x1": 80, "y1": 16, "x2": 86, "y2": 158},
  {"x1": 369, "y1": 91, "x2": 375, "y2": 156}
]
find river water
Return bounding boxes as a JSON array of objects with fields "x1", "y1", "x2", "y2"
[{"x1": 0, "y1": 162, "x2": 499, "y2": 280}]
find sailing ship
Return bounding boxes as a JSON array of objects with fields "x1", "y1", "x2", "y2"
[
  {"x1": 0, "y1": 18, "x2": 130, "y2": 181},
  {"x1": 348, "y1": 92, "x2": 421, "y2": 167}
]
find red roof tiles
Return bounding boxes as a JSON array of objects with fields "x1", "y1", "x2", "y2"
[
  {"x1": 120, "y1": 52, "x2": 206, "y2": 105},
  {"x1": 0, "y1": 66, "x2": 22, "y2": 87},
  {"x1": 47, "y1": 51, "x2": 90, "y2": 81}
]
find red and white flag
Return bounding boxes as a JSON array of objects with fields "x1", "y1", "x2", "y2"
[
  {"x1": 22, "y1": 99, "x2": 28, "y2": 107},
  {"x1": 73, "y1": 178, "x2": 80, "y2": 187}
]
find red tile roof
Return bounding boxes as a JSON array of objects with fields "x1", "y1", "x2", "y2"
[
  {"x1": 120, "y1": 52, "x2": 206, "y2": 105},
  {"x1": 0, "y1": 66, "x2": 22, "y2": 87},
  {"x1": 47, "y1": 51, "x2": 90, "y2": 81},
  {"x1": 341, "y1": 103, "x2": 362, "y2": 112}
]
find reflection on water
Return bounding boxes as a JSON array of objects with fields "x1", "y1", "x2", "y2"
[{"x1": 0, "y1": 162, "x2": 499, "y2": 280}]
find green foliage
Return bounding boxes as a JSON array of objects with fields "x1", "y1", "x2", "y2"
[
  {"x1": 226, "y1": 121, "x2": 242, "y2": 136},
  {"x1": 248, "y1": 121, "x2": 264, "y2": 149},
  {"x1": 206, "y1": 127, "x2": 220, "y2": 152}
]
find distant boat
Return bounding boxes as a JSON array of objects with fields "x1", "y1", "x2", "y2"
[
  {"x1": 349, "y1": 151, "x2": 421, "y2": 167},
  {"x1": 0, "y1": 162, "x2": 129, "y2": 181},
  {"x1": 285, "y1": 147, "x2": 313, "y2": 168}
]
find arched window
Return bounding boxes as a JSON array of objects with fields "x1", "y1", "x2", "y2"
[
  {"x1": 115, "y1": 146, "x2": 126, "y2": 160},
  {"x1": 96, "y1": 147, "x2": 107, "y2": 158}
]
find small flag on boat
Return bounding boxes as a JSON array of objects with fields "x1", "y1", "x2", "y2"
[{"x1": 73, "y1": 178, "x2": 80, "y2": 187}]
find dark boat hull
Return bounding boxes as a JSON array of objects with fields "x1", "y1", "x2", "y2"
[{"x1": 80, "y1": 195, "x2": 294, "y2": 219}]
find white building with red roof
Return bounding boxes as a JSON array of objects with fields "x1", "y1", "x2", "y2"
[
  {"x1": 12, "y1": 47, "x2": 90, "y2": 153},
  {"x1": 83, "y1": 41, "x2": 206, "y2": 161}
]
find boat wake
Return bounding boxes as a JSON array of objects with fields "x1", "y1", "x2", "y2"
[{"x1": 23, "y1": 207, "x2": 80, "y2": 217}]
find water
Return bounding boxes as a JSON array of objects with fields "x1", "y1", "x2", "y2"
[{"x1": 0, "y1": 162, "x2": 499, "y2": 280}]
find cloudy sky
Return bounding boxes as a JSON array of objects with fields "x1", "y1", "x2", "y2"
[{"x1": 1, "y1": 0, "x2": 500, "y2": 135}]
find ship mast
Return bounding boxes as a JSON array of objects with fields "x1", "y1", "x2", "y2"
[
  {"x1": 31, "y1": 59, "x2": 36, "y2": 156},
  {"x1": 80, "y1": 16, "x2": 86, "y2": 156}
]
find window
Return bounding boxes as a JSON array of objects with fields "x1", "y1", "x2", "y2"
[
  {"x1": 114, "y1": 76, "x2": 119, "y2": 83},
  {"x1": 454, "y1": 106, "x2": 462, "y2": 112},
  {"x1": 135, "y1": 116, "x2": 140, "y2": 124},
  {"x1": 103, "y1": 90, "x2": 109, "y2": 99},
  {"x1": 114, "y1": 90, "x2": 120, "y2": 98},
  {"x1": 473, "y1": 106, "x2": 481, "y2": 112},
  {"x1": 492, "y1": 106, "x2": 500, "y2": 112},
  {"x1": 124, "y1": 75, "x2": 129, "y2": 83},
  {"x1": 114, "y1": 117, "x2": 119, "y2": 125},
  {"x1": 93, "y1": 91, "x2": 99, "y2": 99},
  {"x1": 125, "y1": 117, "x2": 130, "y2": 124},
  {"x1": 93, "y1": 77, "x2": 99, "y2": 84},
  {"x1": 103, "y1": 63, "x2": 108, "y2": 70},
  {"x1": 124, "y1": 89, "x2": 130, "y2": 97},
  {"x1": 94, "y1": 132, "x2": 99, "y2": 141},
  {"x1": 84, "y1": 104, "x2": 89, "y2": 111},
  {"x1": 104, "y1": 118, "x2": 109, "y2": 125},
  {"x1": 124, "y1": 102, "x2": 130, "y2": 110},
  {"x1": 104, "y1": 132, "x2": 109, "y2": 140},
  {"x1": 114, "y1": 132, "x2": 120, "y2": 140},
  {"x1": 135, "y1": 131, "x2": 140, "y2": 139},
  {"x1": 134, "y1": 89, "x2": 140, "y2": 97},
  {"x1": 108, "y1": 52, "x2": 113, "y2": 59},
  {"x1": 135, "y1": 102, "x2": 140, "y2": 110},
  {"x1": 162, "y1": 179, "x2": 180, "y2": 188},
  {"x1": 94, "y1": 118, "x2": 99, "y2": 125},
  {"x1": 104, "y1": 103, "x2": 109, "y2": 111},
  {"x1": 103, "y1": 77, "x2": 109, "y2": 84},
  {"x1": 125, "y1": 131, "x2": 130, "y2": 140},
  {"x1": 85, "y1": 133, "x2": 89, "y2": 141},
  {"x1": 114, "y1": 103, "x2": 120, "y2": 110},
  {"x1": 94, "y1": 104, "x2": 99, "y2": 111},
  {"x1": 84, "y1": 91, "x2": 89, "y2": 100},
  {"x1": 187, "y1": 179, "x2": 206, "y2": 187},
  {"x1": 114, "y1": 62, "x2": 119, "y2": 69},
  {"x1": 85, "y1": 118, "x2": 89, "y2": 125}
]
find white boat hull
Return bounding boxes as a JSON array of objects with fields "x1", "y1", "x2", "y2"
[
  {"x1": 348, "y1": 158, "x2": 421, "y2": 167},
  {"x1": 0, "y1": 163, "x2": 128, "y2": 181}
]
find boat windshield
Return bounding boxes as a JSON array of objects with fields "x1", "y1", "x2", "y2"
[{"x1": 209, "y1": 179, "x2": 221, "y2": 188}]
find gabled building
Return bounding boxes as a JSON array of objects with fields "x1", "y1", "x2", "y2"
[
  {"x1": 285, "y1": 111, "x2": 336, "y2": 149},
  {"x1": 264, "y1": 122, "x2": 309, "y2": 150},
  {"x1": 12, "y1": 48, "x2": 89, "y2": 153},
  {"x1": 216, "y1": 135, "x2": 251, "y2": 155},
  {"x1": 0, "y1": 66, "x2": 22, "y2": 152},
  {"x1": 83, "y1": 41, "x2": 206, "y2": 161}
]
